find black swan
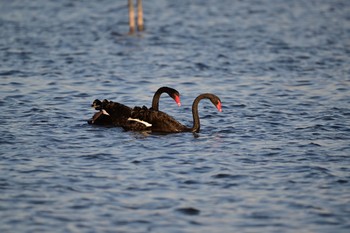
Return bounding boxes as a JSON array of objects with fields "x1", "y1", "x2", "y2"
[
  {"x1": 88, "y1": 87, "x2": 181, "y2": 125},
  {"x1": 124, "y1": 93, "x2": 222, "y2": 133}
]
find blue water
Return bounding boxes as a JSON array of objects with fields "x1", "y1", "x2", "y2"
[{"x1": 1, "y1": 0, "x2": 350, "y2": 232}]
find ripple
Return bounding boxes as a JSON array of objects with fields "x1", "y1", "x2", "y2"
[
  {"x1": 176, "y1": 207, "x2": 200, "y2": 216},
  {"x1": 212, "y1": 174, "x2": 247, "y2": 179}
]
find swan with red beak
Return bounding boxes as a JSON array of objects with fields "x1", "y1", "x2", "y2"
[{"x1": 124, "y1": 93, "x2": 222, "y2": 133}]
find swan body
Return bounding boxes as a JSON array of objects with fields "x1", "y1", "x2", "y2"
[
  {"x1": 123, "y1": 93, "x2": 222, "y2": 133},
  {"x1": 88, "y1": 99, "x2": 132, "y2": 125},
  {"x1": 88, "y1": 87, "x2": 181, "y2": 126}
]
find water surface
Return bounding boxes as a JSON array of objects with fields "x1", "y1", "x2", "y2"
[{"x1": 1, "y1": 0, "x2": 350, "y2": 232}]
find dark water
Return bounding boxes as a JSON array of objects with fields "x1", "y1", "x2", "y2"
[{"x1": 1, "y1": 0, "x2": 350, "y2": 232}]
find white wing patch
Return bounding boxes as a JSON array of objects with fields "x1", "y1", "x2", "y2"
[
  {"x1": 127, "y1": 117, "x2": 152, "y2": 127},
  {"x1": 102, "y1": 109, "x2": 110, "y2": 116}
]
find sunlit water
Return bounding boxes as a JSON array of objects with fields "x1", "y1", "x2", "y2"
[{"x1": 1, "y1": 0, "x2": 350, "y2": 232}]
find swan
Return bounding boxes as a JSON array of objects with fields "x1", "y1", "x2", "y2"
[
  {"x1": 124, "y1": 93, "x2": 222, "y2": 133},
  {"x1": 88, "y1": 87, "x2": 181, "y2": 126}
]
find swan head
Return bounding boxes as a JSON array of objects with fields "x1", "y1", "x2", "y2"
[
  {"x1": 167, "y1": 88, "x2": 181, "y2": 107},
  {"x1": 156, "y1": 86, "x2": 182, "y2": 107},
  {"x1": 209, "y1": 95, "x2": 222, "y2": 112},
  {"x1": 174, "y1": 94, "x2": 181, "y2": 106}
]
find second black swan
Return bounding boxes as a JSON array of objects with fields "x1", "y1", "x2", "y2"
[
  {"x1": 88, "y1": 87, "x2": 181, "y2": 126},
  {"x1": 124, "y1": 93, "x2": 222, "y2": 133}
]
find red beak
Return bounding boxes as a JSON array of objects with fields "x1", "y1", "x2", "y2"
[
  {"x1": 175, "y1": 95, "x2": 181, "y2": 106},
  {"x1": 217, "y1": 101, "x2": 222, "y2": 112}
]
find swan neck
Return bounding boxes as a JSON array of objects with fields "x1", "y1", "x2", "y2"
[
  {"x1": 191, "y1": 95, "x2": 205, "y2": 133},
  {"x1": 151, "y1": 89, "x2": 162, "y2": 111}
]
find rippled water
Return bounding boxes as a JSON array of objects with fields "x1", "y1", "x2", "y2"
[{"x1": 1, "y1": 0, "x2": 350, "y2": 232}]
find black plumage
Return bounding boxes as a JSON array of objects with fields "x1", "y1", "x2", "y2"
[
  {"x1": 88, "y1": 87, "x2": 181, "y2": 126},
  {"x1": 124, "y1": 93, "x2": 222, "y2": 133}
]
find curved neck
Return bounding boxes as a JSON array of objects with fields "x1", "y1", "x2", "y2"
[
  {"x1": 190, "y1": 93, "x2": 220, "y2": 133},
  {"x1": 151, "y1": 87, "x2": 168, "y2": 111},
  {"x1": 190, "y1": 94, "x2": 210, "y2": 133}
]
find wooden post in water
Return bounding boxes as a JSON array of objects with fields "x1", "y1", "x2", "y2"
[
  {"x1": 128, "y1": 0, "x2": 135, "y2": 34},
  {"x1": 137, "y1": 0, "x2": 144, "y2": 31}
]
